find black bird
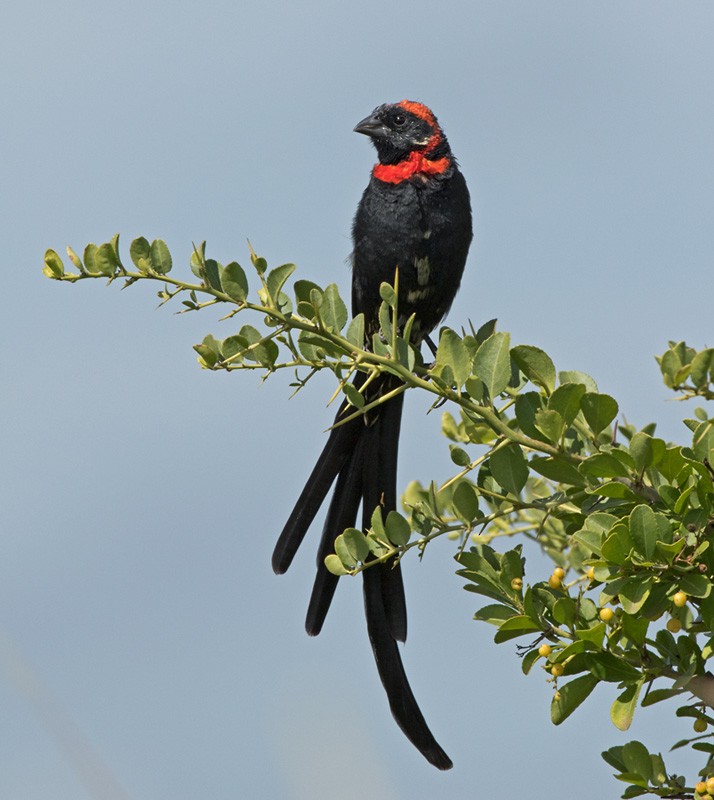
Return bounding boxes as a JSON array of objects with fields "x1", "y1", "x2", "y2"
[{"x1": 272, "y1": 101, "x2": 472, "y2": 769}]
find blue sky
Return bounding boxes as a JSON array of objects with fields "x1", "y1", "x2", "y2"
[{"x1": 2, "y1": 2, "x2": 713, "y2": 798}]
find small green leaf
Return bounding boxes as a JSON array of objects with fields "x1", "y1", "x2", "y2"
[
  {"x1": 533, "y1": 408, "x2": 565, "y2": 443},
  {"x1": 379, "y1": 281, "x2": 397, "y2": 307},
  {"x1": 548, "y1": 383, "x2": 586, "y2": 425},
  {"x1": 629, "y1": 505, "x2": 657, "y2": 560},
  {"x1": 221, "y1": 262, "x2": 249, "y2": 302},
  {"x1": 621, "y1": 740, "x2": 652, "y2": 783},
  {"x1": 324, "y1": 554, "x2": 349, "y2": 576},
  {"x1": 579, "y1": 453, "x2": 631, "y2": 479},
  {"x1": 601, "y1": 524, "x2": 633, "y2": 565},
  {"x1": 449, "y1": 445, "x2": 471, "y2": 467},
  {"x1": 494, "y1": 615, "x2": 540, "y2": 643},
  {"x1": 551, "y1": 674, "x2": 599, "y2": 725},
  {"x1": 588, "y1": 652, "x2": 641, "y2": 683},
  {"x1": 384, "y1": 511, "x2": 411, "y2": 546},
  {"x1": 489, "y1": 443, "x2": 528, "y2": 496},
  {"x1": 95, "y1": 242, "x2": 119, "y2": 276},
  {"x1": 581, "y1": 392, "x2": 618, "y2": 434},
  {"x1": 345, "y1": 314, "x2": 365, "y2": 347},
  {"x1": 511, "y1": 344, "x2": 556, "y2": 395},
  {"x1": 473, "y1": 331, "x2": 511, "y2": 399},
  {"x1": 130, "y1": 237, "x2": 151, "y2": 272},
  {"x1": 42, "y1": 248, "x2": 64, "y2": 278},
  {"x1": 150, "y1": 239, "x2": 172, "y2": 274},
  {"x1": 473, "y1": 603, "x2": 517, "y2": 626},
  {"x1": 559, "y1": 370, "x2": 598, "y2": 392},
  {"x1": 266, "y1": 263, "x2": 296, "y2": 304},
  {"x1": 435, "y1": 328, "x2": 471, "y2": 387},
  {"x1": 529, "y1": 456, "x2": 586, "y2": 486},
  {"x1": 452, "y1": 481, "x2": 480, "y2": 523},
  {"x1": 341, "y1": 528, "x2": 370, "y2": 563},
  {"x1": 83, "y1": 243, "x2": 100, "y2": 274},
  {"x1": 342, "y1": 382, "x2": 365, "y2": 409},
  {"x1": 319, "y1": 283, "x2": 348, "y2": 332}
]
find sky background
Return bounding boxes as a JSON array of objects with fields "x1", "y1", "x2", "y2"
[{"x1": 2, "y1": 2, "x2": 713, "y2": 798}]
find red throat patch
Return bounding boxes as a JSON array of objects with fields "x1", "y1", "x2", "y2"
[{"x1": 373, "y1": 151, "x2": 450, "y2": 184}]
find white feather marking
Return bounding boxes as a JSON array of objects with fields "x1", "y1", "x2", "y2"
[{"x1": 414, "y1": 256, "x2": 430, "y2": 286}]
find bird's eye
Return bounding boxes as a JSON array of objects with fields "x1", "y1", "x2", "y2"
[{"x1": 393, "y1": 113, "x2": 406, "y2": 127}]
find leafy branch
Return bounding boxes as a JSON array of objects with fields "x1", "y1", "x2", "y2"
[{"x1": 44, "y1": 235, "x2": 714, "y2": 798}]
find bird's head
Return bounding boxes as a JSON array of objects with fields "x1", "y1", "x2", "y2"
[{"x1": 354, "y1": 100, "x2": 450, "y2": 166}]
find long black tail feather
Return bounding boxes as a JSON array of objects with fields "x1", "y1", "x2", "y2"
[
  {"x1": 360, "y1": 404, "x2": 452, "y2": 770},
  {"x1": 275, "y1": 373, "x2": 451, "y2": 768},
  {"x1": 305, "y1": 434, "x2": 365, "y2": 636}
]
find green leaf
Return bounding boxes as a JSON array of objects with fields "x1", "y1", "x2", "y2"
[
  {"x1": 629, "y1": 432, "x2": 655, "y2": 471},
  {"x1": 42, "y1": 248, "x2": 64, "y2": 278},
  {"x1": 452, "y1": 481, "x2": 480, "y2": 523},
  {"x1": 435, "y1": 328, "x2": 471, "y2": 387},
  {"x1": 629, "y1": 505, "x2": 657, "y2": 560},
  {"x1": 581, "y1": 392, "x2": 618, "y2": 434},
  {"x1": 551, "y1": 674, "x2": 599, "y2": 725},
  {"x1": 221, "y1": 262, "x2": 249, "y2": 302},
  {"x1": 345, "y1": 314, "x2": 365, "y2": 347},
  {"x1": 548, "y1": 383, "x2": 586, "y2": 425},
  {"x1": 529, "y1": 456, "x2": 586, "y2": 486},
  {"x1": 319, "y1": 283, "x2": 348, "y2": 332},
  {"x1": 95, "y1": 242, "x2": 119, "y2": 276},
  {"x1": 588, "y1": 652, "x2": 641, "y2": 683},
  {"x1": 494, "y1": 615, "x2": 540, "y2": 643},
  {"x1": 324, "y1": 554, "x2": 349, "y2": 576},
  {"x1": 533, "y1": 408, "x2": 565, "y2": 443},
  {"x1": 511, "y1": 344, "x2": 556, "y2": 395},
  {"x1": 678, "y1": 572, "x2": 712, "y2": 598},
  {"x1": 379, "y1": 281, "x2": 397, "y2": 307},
  {"x1": 559, "y1": 370, "x2": 598, "y2": 392},
  {"x1": 473, "y1": 318, "x2": 497, "y2": 344},
  {"x1": 150, "y1": 239, "x2": 172, "y2": 274},
  {"x1": 641, "y1": 688, "x2": 683, "y2": 707},
  {"x1": 384, "y1": 511, "x2": 411, "y2": 546},
  {"x1": 266, "y1": 262, "x2": 296, "y2": 304},
  {"x1": 341, "y1": 528, "x2": 370, "y2": 563},
  {"x1": 579, "y1": 453, "x2": 631, "y2": 479},
  {"x1": 575, "y1": 623, "x2": 606, "y2": 648},
  {"x1": 692, "y1": 420, "x2": 714, "y2": 462},
  {"x1": 130, "y1": 236, "x2": 152, "y2": 272},
  {"x1": 449, "y1": 445, "x2": 471, "y2": 467},
  {"x1": 618, "y1": 577, "x2": 653, "y2": 615},
  {"x1": 621, "y1": 740, "x2": 652, "y2": 783},
  {"x1": 473, "y1": 603, "x2": 517, "y2": 626},
  {"x1": 237, "y1": 324, "x2": 278, "y2": 367},
  {"x1": 342, "y1": 382, "x2": 365, "y2": 409},
  {"x1": 690, "y1": 348, "x2": 714, "y2": 387},
  {"x1": 601, "y1": 524, "x2": 633, "y2": 565},
  {"x1": 489, "y1": 443, "x2": 528, "y2": 496},
  {"x1": 473, "y1": 331, "x2": 511, "y2": 399},
  {"x1": 83, "y1": 243, "x2": 100, "y2": 274}
]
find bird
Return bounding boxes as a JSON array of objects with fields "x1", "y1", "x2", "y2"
[{"x1": 272, "y1": 100, "x2": 473, "y2": 769}]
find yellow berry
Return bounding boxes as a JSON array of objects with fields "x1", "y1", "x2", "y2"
[
  {"x1": 553, "y1": 567, "x2": 565, "y2": 579},
  {"x1": 695, "y1": 782, "x2": 707, "y2": 796},
  {"x1": 705, "y1": 776, "x2": 714, "y2": 793},
  {"x1": 553, "y1": 691, "x2": 561, "y2": 701},
  {"x1": 694, "y1": 718, "x2": 708, "y2": 733},
  {"x1": 599, "y1": 607, "x2": 615, "y2": 623},
  {"x1": 548, "y1": 574, "x2": 562, "y2": 590},
  {"x1": 550, "y1": 663, "x2": 564, "y2": 677},
  {"x1": 538, "y1": 644, "x2": 552, "y2": 657},
  {"x1": 511, "y1": 577, "x2": 523, "y2": 590},
  {"x1": 673, "y1": 591, "x2": 688, "y2": 608},
  {"x1": 666, "y1": 618, "x2": 682, "y2": 633},
  {"x1": 586, "y1": 566, "x2": 595, "y2": 581}
]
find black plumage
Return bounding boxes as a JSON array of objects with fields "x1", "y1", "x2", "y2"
[{"x1": 272, "y1": 101, "x2": 473, "y2": 769}]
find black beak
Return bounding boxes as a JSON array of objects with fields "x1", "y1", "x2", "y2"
[{"x1": 354, "y1": 112, "x2": 389, "y2": 139}]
